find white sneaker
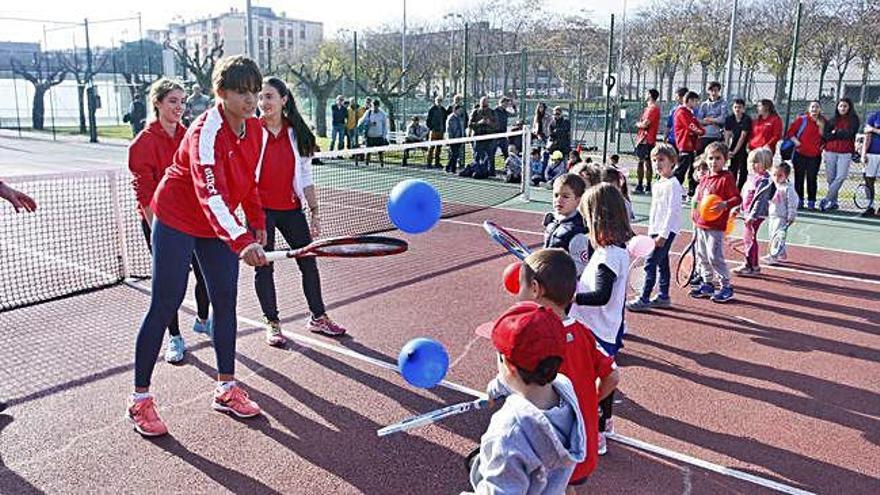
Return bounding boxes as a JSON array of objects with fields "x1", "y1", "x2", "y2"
[{"x1": 597, "y1": 432, "x2": 608, "y2": 456}]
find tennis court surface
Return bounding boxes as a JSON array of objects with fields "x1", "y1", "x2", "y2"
[{"x1": 2, "y1": 135, "x2": 879, "y2": 494}]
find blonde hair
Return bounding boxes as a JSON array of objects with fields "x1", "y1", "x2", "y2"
[
  {"x1": 148, "y1": 78, "x2": 185, "y2": 121},
  {"x1": 748, "y1": 148, "x2": 773, "y2": 170},
  {"x1": 578, "y1": 183, "x2": 634, "y2": 248}
]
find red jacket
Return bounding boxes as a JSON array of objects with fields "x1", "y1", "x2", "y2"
[
  {"x1": 749, "y1": 114, "x2": 783, "y2": 151},
  {"x1": 823, "y1": 113, "x2": 860, "y2": 154},
  {"x1": 560, "y1": 318, "x2": 616, "y2": 482},
  {"x1": 692, "y1": 170, "x2": 742, "y2": 231},
  {"x1": 257, "y1": 121, "x2": 301, "y2": 211},
  {"x1": 673, "y1": 106, "x2": 704, "y2": 153},
  {"x1": 785, "y1": 114, "x2": 823, "y2": 158},
  {"x1": 636, "y1": 104, "x2": 661, "y2": 146},
  {"x1": 151, "y1": 104, "x2": 265, "y2": 254},
  {"x1": 128, "y1": 120, "x2": 187, "y2": 219}
]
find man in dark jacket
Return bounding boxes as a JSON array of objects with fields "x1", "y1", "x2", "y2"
[
  {"x1": 468, "y1": 96, "x2": 498, "y2": 177},
  {"x1": 492, "y1": 97, "x2": 513, "y2": 163},
  {"x1": 426, "y1": 96, "x2": 448, "y2": 168},
  {"x1": 126, "y1": 93, "x2": 147, "y2": 137},
  {"x1": 330, "y1": 95, "x2": 348, "y2": 150},
  {"x1": 548, "y1": 106, "x2": 571, "y2": 157}
]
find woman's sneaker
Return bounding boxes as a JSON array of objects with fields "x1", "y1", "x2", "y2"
[
  {"x1": 649, "y1": 295, "x2": 672, "y2": 308},
  {"x1": 689, "y1": 283, "x2": 714, "y2": 299},
  {"x1": 164, "y1": 336, "x2": 185, "y2": 363},
  {"x1": 265, "y1": 319, "x2": 287, "y2": 347},
  {"x1": 193, "y1": 316, "x2": 212, "y2": 339},
  {"x1": 711, "y1": 286, "x2": 735, "y2": 303},
  {"x1": 127, "y1": 396, "x2": 168, "y2": 437},
  {"x1": 597, "y1": 432, "x2": 608, "y2": 455},
  {"x1": 733, "y1": 264, "x2": 756, "y2": 277},
  {"x1": 212, "y1": 383, "x2": 261, "y2": 418},
  {"x1": 308, "y1": 315, "x2": 347, "y2": 336},
  {"x1": 626, "y1": 298, "x2": 651, "y2": 312}
]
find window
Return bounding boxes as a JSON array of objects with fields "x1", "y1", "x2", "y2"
[
  {"x1": 288, "y1": 29, "x2": 293, "y2": 38},
  {"x1": 300, "y1": 28, "x2": 305, "y2": 39}
]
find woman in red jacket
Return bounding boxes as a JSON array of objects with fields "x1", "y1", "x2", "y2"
[
  {"x1": 749, "y1": 99, "x2": 783, "y2": 153},
  {"x1": 128, "y1": 78, "x2": 211, "y2": 364},
  {"x1": 786, "y1": 100, "x2": 826, "y2": 209},
  {"x1": 127, "y1": 56, "x2": 268, "y2": 437},
  {"x1": 820, "y1": 98, "x2": 860, "y2": 212},
  {"x1": 253, "y1": 77, "x2": 347, "y2": 346}
]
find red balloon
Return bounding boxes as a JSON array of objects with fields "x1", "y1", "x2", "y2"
[{"x1": 503, "y1": 262, "x2": 522, "y2": 295}]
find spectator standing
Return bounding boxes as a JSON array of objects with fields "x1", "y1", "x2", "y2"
[
  {"x1": 402, "y1": 116, "x2": 429, "y2": 167},
  {"x1": 330, "y1": 95, "x2": 347, "y2": 151},
  {"x1": 446, "y1": 104, "x2": 466, "y2": 174},
  {"x1": 426, "y1": 96, "x2": 448, "y2": 168},
  {"x1": 634, "y1": 88, "x2": 661, "y2": 193},
  {"x1": 819, "y1": 98, "x2": 860, "y2": 212},
  {"x1": 533, "y1": 102, "x2": 554, "y2": 146},
  {"x1": 786, "y1": 101, "x2": 826, "y2": 209},
  {"x1": 448, "y1": 94, "x2": 468, "y2": 130},
  {"x1": 548, "y1": 106, "x2": 572, "y2": 159},
  {"x1": 748, "y1": 99, "x2": 783, "y2": 153},
  {"x1": 724, "y1": 98, "x2": 753, "y2": 190},
  {"x1": 673, "y1": 91, "x2": 705, "y2": 197},
  {"x1": 861, "y1": 109, "x2": 880, "y2": 217},
  {"x1": 665, "y1": 87, "x2": 689, "y2": 150},
  {"x1": 345, "y1": 100, "x2": 358, "y2": 148},
  {"x1": 358, "y1": 99, "x2": 389, "y2": 166},
  {"x1": 468, "y1": 96, "x2": 498, "y2": 177},
  {"x1": 493, "y1": 97, "x2": 513, "y2": 162},
  {"x1": 126, "y1": 93, "x2": 147, "y2": 137},
  {"x1": 184, "y1": 85, "x2": 212, "y2": 125},
  {"x1": 697, "y1": 82, "x2": 727, "y2": 154}
]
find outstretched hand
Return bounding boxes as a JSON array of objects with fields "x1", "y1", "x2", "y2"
[{"x1": 0, "y1": 183, "x2": 37, "y2": 213}]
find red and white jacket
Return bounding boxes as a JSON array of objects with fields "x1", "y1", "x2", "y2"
[
  {"x1": 673, "y1": 105, "x2": 704, "y2": 153},
  {"x1": 151, "y1": 104, "x2": 265, "y2": 254},
  {"x1": 128, "y1": 120, "x2": 187, "y2": 220}
]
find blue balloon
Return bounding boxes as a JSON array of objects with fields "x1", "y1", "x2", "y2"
[
  {"x1": 387, "y1": 179, "x2": 442, "y2": 234},
  {"x1": 398, "y1": 338, "x2": 449, "y2": 388}
]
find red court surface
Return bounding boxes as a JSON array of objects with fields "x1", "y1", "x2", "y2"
[{"x1": 1, "y1": 206, "x2": 878, "y2": 494}]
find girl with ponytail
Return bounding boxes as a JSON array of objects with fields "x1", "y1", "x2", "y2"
[{"x1": 253, "y1": 77, "x2": 347, "y2": 345}]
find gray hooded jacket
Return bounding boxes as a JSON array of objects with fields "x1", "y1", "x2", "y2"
[
  {"x1": 698, "y1": 98, "x2": 728, "y2": 139},
  {"x1": 465, "y1": 374, "x2": 586, "y2": 495}
]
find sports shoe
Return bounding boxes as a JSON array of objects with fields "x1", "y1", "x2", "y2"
[
  {"x1": 308, "y1": 315, "x2": 347, "y2": 336},
  {"x1": 193, "y1": 316, "x2": 213, "y2": 339},
  {"x1": 733, "y1": 265, "x2": 755, "y2": 277},
  {"x1": 634, "y1": 184, "x2": 644, "y2": 194},
  {"x1": 645, "y1": 185, "x2": 652, "y2": 194},
  {"x1": 212, "y1": 383, "x2": 261, "y2": 418},
  {"x1": 164, "y1": 336, "x2": 185, "y2": 363},
  {"x1": 688, "y1": 273, "x2": 703, "y2": 288},
  {"x1": 762, "y1": 255, "x2": 780, "y2": 266},
  {"x1": 649, "y1": 295, "x2": 672, "y2": 308},
  {"x1": 711, "y1": 286, "x2": 735, "y2": 303},
  {"x1": 861, "y1": 207, "x2": 875, "y2": 218},
  {"x1": 626, "y1": 298, "x2": 651, "y2": 312},
  {"x1": 807, "y1": 200, "x2": 816, "y2": 210},
  {"x1": 689, "y1": 283, "x2": 714, "y2": 299},
  {"x1": 127, "y1": 396, "x2": 168, "y2": 437},
  {"x1": 819, "y1": 198, "x2": 828, "y2": 212},
  {"x1": 265, "y1": 319, "x2": 287, "y2": 347},
  {"x1": 797, "y1": 199, "x2": 804, "y2": 210},
  {"x1": 597, "y1": 432, "x2": 608, "y2": 456},
  {"x1": 827, "y1": 202, "x2": 839, "y2": 212}
]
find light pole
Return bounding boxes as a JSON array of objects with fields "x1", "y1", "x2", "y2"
[
  {"x1": 401, "y1": 0, "x2": 407, "y2": 129},
  {"x1": 443, "y1": 13, "x2": 463, "y2": 96},
  {"x1": 723, "y1": 0, "x2": 739, "y2": 102}
]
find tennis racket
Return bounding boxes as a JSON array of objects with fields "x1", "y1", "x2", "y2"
[
  {"x1": 770, "y1": 224, "x2": 788, "y2": 257},
  {"x1": 263, "y1": 235, "x2": 408, "y2": 262},
  {"x1": 377, "y1": 398, "x2": 491, "y2": 437},
  {"x1": 483, "y1": 220, "x2": 532, "y2": 260},
  {"x1": 675, "y1": 237, "x2": 697, "y2": 288}
]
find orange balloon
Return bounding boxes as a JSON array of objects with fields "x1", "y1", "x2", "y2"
[
  {"x1": 699, "y1": 194, "x2": 723, "y2": 222},
  {"x1": 503, "y1": 262, "x2": 522, "y2": 295},
  {"x1": 725, "y1": 215, "x2": 736, "y2": 236}
]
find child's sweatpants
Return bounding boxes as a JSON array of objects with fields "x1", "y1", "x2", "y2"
[
  {"x1": 696, "y1": 228, "x2": 731, "y2": 288},
  {"x1": 743, "y1": 218, "x2": 764, "y2": 268}
]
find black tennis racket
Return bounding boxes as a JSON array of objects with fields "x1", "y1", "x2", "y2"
[
  {"x1": 264, "y1": 235, "x2": 408, "y2": 262},
  {"x1": 483, "y1": 220, "x2": 531, "y2": 260},
  {"x1": 675, "y1": 237, "x2": 697, "y2": 288}
]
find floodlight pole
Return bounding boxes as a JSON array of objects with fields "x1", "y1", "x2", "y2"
[
  {"x1": 784, "y1": 2, "x2": 803, "y2": 129},
  {"x1": 401, "y1": 0, "x2": 407, "y2": 129},
  {"x1": 603, "y1": 15, "x2": 615, "y2": 164},
  {"x1": 723, "y1": 0, "x2": 738, "y2": 102},
  {"x1": 246, "y1": 0, "x2": 255, "y2": 59}
]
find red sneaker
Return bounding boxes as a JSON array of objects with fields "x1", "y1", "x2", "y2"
[
  {"x1": 212, "y1": 384, "x2": 261, "y2": 418},
  {"x1": 307, "y1": 315, "x2": 347, "y2": 336},
  {"x1": 127, "y1": 397, "x2": 168, "y2": 437}
]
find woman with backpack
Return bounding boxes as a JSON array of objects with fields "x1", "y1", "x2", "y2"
[
  {"x1": 785, "y1": 100, "x2": 826, "y2": 209},
  {"x1": 819, "y1": 98, "x2": 860, "y2": 212}
]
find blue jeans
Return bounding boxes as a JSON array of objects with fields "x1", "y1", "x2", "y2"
[
  {"x1": 331, "y1": 124, "x2": 346, "y2": 150},
  {"x1": 640, "y1": 232, "x2": 676, "y2": 302},
  {"x1": 134, "y1": 220, "x2": 240, "y2": 388}
]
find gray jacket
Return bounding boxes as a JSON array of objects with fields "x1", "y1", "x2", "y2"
[
  {"x1": 743, "y1": 172, "x2": 774, "y2": 220},
  {"x1": 466, "y1": 374, "x2": 586, "y2": 495},
  {"x1": 698, "y1": 98, "x2": 728, "y2": 139},
  {"x1": 359, "y1": 109, "x2": 388, "y2": 139}
]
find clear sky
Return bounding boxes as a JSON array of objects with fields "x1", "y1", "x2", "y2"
[{"x1": 1, "y1": 0, "x2": 652, "y2": 49}]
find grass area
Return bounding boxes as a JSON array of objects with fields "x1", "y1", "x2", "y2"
[{"x1": 26, "y1": 125, "x2": 135, "y2": 141}]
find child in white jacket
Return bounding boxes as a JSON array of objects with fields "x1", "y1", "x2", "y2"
[{"x1": 764, "y1": 161, "x2": 799, "y2": 265}]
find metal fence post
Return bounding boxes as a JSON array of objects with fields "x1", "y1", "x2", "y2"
[
  {"x1": 603, "y1": 15, "x2": 615, "y2": 164},
  {"x1": 784, "y1": 2, "x2": 803, "y2": 130}
]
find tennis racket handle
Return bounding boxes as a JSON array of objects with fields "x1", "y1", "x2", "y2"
[{"x1": 264, "y1": 251, "x2": 292, "y2": 262}]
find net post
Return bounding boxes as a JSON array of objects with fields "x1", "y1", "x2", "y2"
[
  {"x1": 521, "y1": 126, "x2": 531, "y2": 202},
  {"x1": 109, "y1": 171, "x2": 131, "y2": 280}
]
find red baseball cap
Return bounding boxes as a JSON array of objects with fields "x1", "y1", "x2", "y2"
[{"x1": 476, "y1": 301, "x2": 565, "y2": 372}]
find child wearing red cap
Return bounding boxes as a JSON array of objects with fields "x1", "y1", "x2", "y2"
[
  {"x1": 466, "y1": 301, "x2": 586, "y2": 494},
  {"x1": 517, "y1": 248, "x2": 620, "y2": 491}
]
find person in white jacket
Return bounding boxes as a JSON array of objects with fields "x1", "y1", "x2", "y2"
[{"x1": 764, "y1": 162, "x2": 799, "y2": 265}]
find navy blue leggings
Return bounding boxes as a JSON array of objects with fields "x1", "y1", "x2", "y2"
[{"x1": 134, "y1": 220, "x2": 240, "y2": 388}]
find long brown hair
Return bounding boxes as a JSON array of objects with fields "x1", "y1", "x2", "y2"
[
  {"x1": 579, "y1": 183, "x2": 634, "y2": 248},
  {"x1": 148, "y1": 77, "x2": 185, "y2": 121},
  {"x1": 264, "y1": 77, "x2": 316, "y2": 157}
]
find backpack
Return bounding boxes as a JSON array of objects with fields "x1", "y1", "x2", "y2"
[{"x1": 780, "y1": 115, "x2": 808, "y2": 161}]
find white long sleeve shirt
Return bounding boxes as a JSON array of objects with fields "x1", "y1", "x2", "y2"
[{"x1": 648, "y1": 176, "x2": 684, "y2": 239}]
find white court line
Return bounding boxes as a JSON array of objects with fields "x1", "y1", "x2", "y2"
[
  {"x1": 144, "y1": 285, "x2": 816, "y2": 495},
  {"x1": 443, "y1": 218, "x2": 880, "y2": 286}
]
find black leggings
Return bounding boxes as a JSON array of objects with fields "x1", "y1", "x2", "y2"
[
  {"x1": 254, "y1": 209, "x2": 326, "y2": 322},
  {"x1": 140, "y1": 218, "x2": 210, "y2": 336},
  {"x1": 793, "y1": 153, "x2": 821, "y2": 202},
  {"x1": 674, "y1": 152, "x2": 697, "y2": 196},
  {"x1": 729, "y1": 151, "x2": 748, "y2": 191}
]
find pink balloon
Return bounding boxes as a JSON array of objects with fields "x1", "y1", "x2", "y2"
[{"x1": 628, "y1": 235, "x2": 654, "y2": 258}]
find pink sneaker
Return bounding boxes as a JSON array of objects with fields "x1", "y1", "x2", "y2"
[
  {"x1": 307, "y1": 315, "x2": 347, "y2": 336},
  {"x1": 212, "y1": 384, "x2": 261, "y2": 418},
  {"x1": 127, "y1": 397, "x2": 168, "y2": 437},
  {"x1": 265, "y1": 319, "x2": 287, "y2": 347}
]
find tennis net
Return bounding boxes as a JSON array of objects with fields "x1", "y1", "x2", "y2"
[{"x1": 0, "y1": 130, "x2": 528, "y2": 311}]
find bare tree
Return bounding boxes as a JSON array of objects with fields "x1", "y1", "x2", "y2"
[
  {"x1": 854, "y1": 2, "x2": 880, "y2": 105},
  {"x1": 10, "y1": 52, "x2": 67, "y2": 130},
  {"x1": 59, "y1": 48, "x2": 109, "y2": 134},
  {"x1": 111, "y1": 40, "x2": 165, "y2": 100},
  {"x1": 280, "y1": 40, "x2": 347, "y2": 137},
  {"x1": 827, "y1": 0, "x2": 861, "y2": 100},
  {"x1": 163, "y1": 38, "x2": 224, "y2": 97}
]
